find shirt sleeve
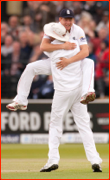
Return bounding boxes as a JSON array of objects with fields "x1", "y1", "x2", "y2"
[
  {"x1": 77, "y1": 27, "x2": 87, "y2": 46},
  {"x1": 42, "y1": 34, "x2": 51, "y2": 57},
  {"x1": 43, "y1": 34, "x2": 51, "y2": 39}
]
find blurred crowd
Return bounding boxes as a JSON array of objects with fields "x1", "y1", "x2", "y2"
[{"x1": 1, "y1": 1, "x2": 109, "y2": 99}]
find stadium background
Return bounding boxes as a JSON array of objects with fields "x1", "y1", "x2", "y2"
[
  {"x1": 1, "y1": 1, "x2": 109, "y2": 99},
  {"x1": 1, "y1": 1, "x2": 109, "y2": 179}
]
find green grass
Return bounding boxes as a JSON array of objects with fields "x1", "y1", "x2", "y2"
[{"x1": 1, "y1": 144, "x2": 109, "y2": 179}]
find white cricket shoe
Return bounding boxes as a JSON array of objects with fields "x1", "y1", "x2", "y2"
[
  {"x1": 40, "y1": 162, "x2": 59, "y2": 172},
  {"x1": 6, "y1": 102, "x2": 27, "y2": 111},
  {"x1": 80, "y1": 92, "x2": 96, "y2": 104}
]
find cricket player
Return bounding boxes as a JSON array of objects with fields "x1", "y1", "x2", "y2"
[
  {"x1": 39, "y1": 22, "x2": 102, "y2": 172},
  {"x1": 6, "y1": 9, "x2": 95, "y2": 111}
]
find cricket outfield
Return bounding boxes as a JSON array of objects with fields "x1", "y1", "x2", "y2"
[{"x1": 1, "y1": 144, "x2": 109, "y2": 179}]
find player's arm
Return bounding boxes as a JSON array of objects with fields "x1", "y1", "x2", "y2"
[
  {"x1": 67, "y1": 44, "x2": 89, "y2": 63},
  {"x1": 56, "y1": 27, "x2": 89, "y2": 69},
  {"x1": 56, "y1": 44, "x2": 89, "y2": 69},
  {"x1": 40, "y1": 37, "x2": 76, "y2": 52}
]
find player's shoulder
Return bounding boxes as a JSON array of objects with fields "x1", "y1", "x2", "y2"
[{"x1": 72, "y1": 23, "x2": 84, "y2": 32}]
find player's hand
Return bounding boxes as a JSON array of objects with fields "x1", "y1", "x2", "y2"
[
  {"x1": 56, "y1": 57, "x2": 70, "y2": 70},
  {"x1": 62, "y1": 42, "x2": 76, "y2": 50}
]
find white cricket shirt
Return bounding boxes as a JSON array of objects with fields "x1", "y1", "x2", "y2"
[{"x1": 43, "y1": 23, "x2": 87, "y2": 91}]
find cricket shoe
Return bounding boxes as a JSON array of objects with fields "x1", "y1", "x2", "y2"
[
  {"x1": 80, "y1": 92, "x2": 96, "y2": 104},
  {"x1": 40, "y1": 162, "x2": 59, "y2": 172},
  {"x1": 92, "y1": 164, "x2": 102, "y2": 172},
  {"x1": 6, "y1": 102, "x2": 27, "y2": 111}
]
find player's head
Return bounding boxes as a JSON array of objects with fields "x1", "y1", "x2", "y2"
[
  {"x1": 59, "y1": 9, "x2": 74, "y2": 31},
  {"x1": 44, "y1": 22, "x2": 70, "y2": 42}
]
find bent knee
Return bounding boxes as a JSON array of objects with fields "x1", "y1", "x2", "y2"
[
  {"x1": 82, "y1": 58, "x2": 94, "y2": 69},
  {"x1": 85, "y1": 58, "x2": 94, "y2": 65},
  {"x1": 26, "y1": 63, "x2": 34, "y2": 71}
]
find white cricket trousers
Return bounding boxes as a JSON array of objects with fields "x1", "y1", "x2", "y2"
[
  {"x1": 49, "y1": 87, "x2": 102, "y2": 165},
  {"x1": 13, "y1": 58, "x2": 95, "y2": 105}
]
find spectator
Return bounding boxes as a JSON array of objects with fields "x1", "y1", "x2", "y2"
[
  {"x1": 83, "y1": 1, "x2": 96, "y2": 15},
  {"x1": 10, "y1": 63, "x2": 20, "y2": 76},
  {"x1": 71, "y1": 1, "x2": 83, "y2": 23},
  {"x1": 64, "y1": 1, "x2": 73, "y2": 9},
  {"x1": 29, "y1": 44, "x2": 48, "y2": 63},
  {"x1": 95, "y1": 40, "x2": 109, "y2": 98},
  {"x1": 55, "y1": 1, "x2": 66, "y2": 21},
  {"x1": 100, "y1": 1, "x2": 109, "y2": 9},
  {"x1": 29, "y1": 75, "x2": 47, "y2": 99},
  {"x1": 103, "y1": 71, "x2": 109, "y2": 97},
  {"x1": 8, "y1": 15, "x2": 20, "y2": 39},
  {"x1": 98, "y1": 27, "x2": 108, "y2": 42},
  {"x1": 88, "y1": 43, "x2": 96, "y2": 65},
  {"x1": 94, "y1": 2, "x2": 104, "y2": 24},
  {"x1": 96, "y1": 11, "x2": 109, "y2": 32},
  {"x1": 90, "y1": 27, "x2": 108, "y2": 53},
  {"x1": 23, "y1": 1, "x2": 35, "y2": 17},
  {"x1": 34, "y1": 11, "x2": 44, "y2": 33},
  {"x1": 19, "y1": 31, "x2": 32, "y2": 63},
  {"x1": 1, "y1": 22, "x2": 9, "y2": 45},
  {"x1": 22, "y1": 15, "x2": 35, "y2": 32},
  {"x1": 101, "y1": 47, "x2": 109, "y2": 71},
  {"x1": 1, "y1": 1, "x2": 109, "y2": 99},
  {"x1": 78, "y1": 12, "x2": 92, "y2": 39},
  {"x1": 95, "y1": 62, "x2": 105, "y2": 98},
  {"x1": 95, "y1": 40, "x2": 109, "y2": 62},
  {"x1": 1, "y1": 35, "x2": 13, "y2": 60},
  {"x1": 23, "y1": 1, "x2": 41, "y2": 19},
  {"x1": 88, "y1": 20, "x2": 98, "y2": 38},
  {"x1": 40, "y1": 1, "x2": 56, "y2": 25},
  {"x1": 38, "y1": 75, "x2": 54, "y2": 99},
  {"x1": 106, "y1": 21, "x2": 109, "y2": 36},
  {"x1": 5, "y1": 41, "x2": 28, "y2": 74}
]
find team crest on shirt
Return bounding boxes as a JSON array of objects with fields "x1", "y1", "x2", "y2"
[{"x1": 80, "y1": 36, "x2": 86, "y2": 42}]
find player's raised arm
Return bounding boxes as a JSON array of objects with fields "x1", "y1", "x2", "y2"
[
  {"x1": 40, "y1": 22, "x2": 77, "y2": 52},
  {"x1": 40, "y1": 37, "x2": 63, "y2": 52},
  {"x1": 56, "y1": 44, "x2": 89, "y2": 70},
  {"x1": 67, "y1": 26, "x2": 89, "y2": 64},
  {"x1": 40, "y1": 37, "x2": 76, "y2": 52},
  {"x1": 56, "y1": 26, "x2": 89, "y2": 69},
  {"x1": 67, "y1": 44, "x2": 89, "y2": 63}
]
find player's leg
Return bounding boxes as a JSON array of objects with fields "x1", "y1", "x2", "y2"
[
  {"x1": 6, "y1": 59, "x2": 51, "y2": 111},
  {"x1": 71, "y1": 102, "x2": 102, "y2": 172},
  {"x1": 40, "y1": 90, "x2": 71, "y2": 172},
  {"x1": 81, "y1": 58, "x2": 96, "y2": 104},
  {"x1": 40, "y1": 87, "x2": 81, "y2": 172}
]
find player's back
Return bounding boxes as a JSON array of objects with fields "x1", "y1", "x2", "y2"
[{"x1": 46, "y1": 40, "x2": 82, "y2": 91}]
